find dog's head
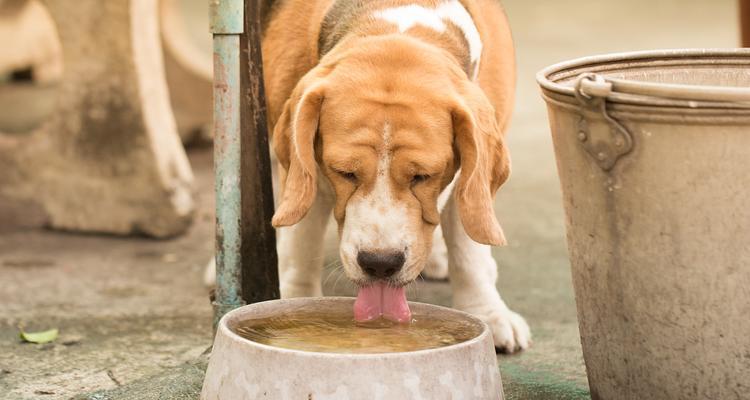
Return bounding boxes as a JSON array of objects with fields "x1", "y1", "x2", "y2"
[{"x1": 271, "y1": 36, "x2": 510, "y2": 287}]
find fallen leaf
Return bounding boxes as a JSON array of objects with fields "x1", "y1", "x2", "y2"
[{"x1": 19, "y1": 328, "x2": 59, "y2": 344}]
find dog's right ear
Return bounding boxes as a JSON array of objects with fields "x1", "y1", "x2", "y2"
[
  {"x1": 450, "y1": 81, "x2": 511, "y2": 246},
  {"x1": 271, "y1": 70, "x2": 329, "y2": 227}
]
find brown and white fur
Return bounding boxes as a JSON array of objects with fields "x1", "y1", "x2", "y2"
[{"x1": 207, "y1": 0, "x2": 530, "y2": 352}]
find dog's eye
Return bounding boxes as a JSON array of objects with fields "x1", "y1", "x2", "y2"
[
  {"x1": 336, "y1": 170, "x2": 358, "y2": 182},
  {"x1": 411, "y1": 174, "x2": 430, "y2": 185}
]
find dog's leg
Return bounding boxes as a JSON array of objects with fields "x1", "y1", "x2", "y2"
[
  {"x1": 204, "y1": 257, "x2": 217, "y2": 287},
  {"x1": 422, "y1": 177, "x2": 457, "y2": 281},
  {"x1": 421, "y1": 226, "x2": 449, "y2": 280},
  {"x1": 277, "y1": 187, "x2": 333, "y2": 298},
  {"x1": 441, "y1": 192, "x2": 531, "y2": 353}
]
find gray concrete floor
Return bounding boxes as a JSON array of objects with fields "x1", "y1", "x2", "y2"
[{"x1": 0, "y1": 0, "x2": 738, "y2": 399}]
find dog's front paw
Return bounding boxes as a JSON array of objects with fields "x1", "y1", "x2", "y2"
[
  {"x1": 455, "y1": 298, "x2": 531, "y2": 353},
  {"x1": 488, "y1": 310, "x2": 531, "y2": 353},
  {"x1": 466, "y1": 307, "x2": 531, "y2": 353}
]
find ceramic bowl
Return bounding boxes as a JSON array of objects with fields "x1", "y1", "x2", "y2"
[{"x1": 201, "y1": 297, "x2": 503, "y2": 399}]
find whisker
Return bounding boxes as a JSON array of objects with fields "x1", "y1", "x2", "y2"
[
  {"x1": 322, "y1": 261, "x2": 343, "y2": 287},
  {"x1": 411, "y1": 279, "x2": 421, "y2": 301},
  {"x1": 332, "y1": 267, "x2": 346, "y2": 295},
  {"x1": 324, "y1": 258, "x2": 341, "y2": 269}
]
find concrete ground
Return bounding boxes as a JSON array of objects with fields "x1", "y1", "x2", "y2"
[{"x1": 0, "y1": 0, "x2": 737, "y2": 399}]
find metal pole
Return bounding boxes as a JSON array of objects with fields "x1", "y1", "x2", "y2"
[
  {"x1": 210, "y1": 0, "x2": 279, "y2": 329},
  {"x1": 211, "y1": 0, "x2": 245, "y2": 327}
]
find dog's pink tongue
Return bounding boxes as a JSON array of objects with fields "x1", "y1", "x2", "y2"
[
  {"x1": 354, "y1": 284, "x2": 383, "y2": 322},
  {"x1": 381, "y1": 285, "x2": 411, "y2": 323},
  {"x1": 354, "y1": 282, "x2": 411, "y2": 323}
]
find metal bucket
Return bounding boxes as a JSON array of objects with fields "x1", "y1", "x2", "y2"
[{"x1": 537, "y1": 49, "x2": 750, "y2": 400}]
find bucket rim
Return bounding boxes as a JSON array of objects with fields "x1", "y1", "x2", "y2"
[{"x1": 537, "y1": 48, "x2": 750, "y2": 106}]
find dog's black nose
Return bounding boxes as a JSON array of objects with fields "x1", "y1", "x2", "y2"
[{"x1": 357, "y1": 250, "x2": 405, "y2": 278}]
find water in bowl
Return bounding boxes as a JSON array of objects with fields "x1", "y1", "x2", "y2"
[{"x1": 232, "y1": 304, "x2": 483, "y2": 354}]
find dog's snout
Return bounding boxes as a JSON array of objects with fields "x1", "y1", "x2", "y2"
[{"x1": 357, "y1": 250, "x2": 405, "y2": 278}]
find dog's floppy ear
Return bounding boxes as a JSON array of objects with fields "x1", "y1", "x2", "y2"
[
  {"x1": 451, "y1": 82, "x2": 511, "y2": 246},
  {"x1": 271, "y1": 71, "x2": 328, "y2": 227}
]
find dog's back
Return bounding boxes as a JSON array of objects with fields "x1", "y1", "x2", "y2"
[{"x1": 261, "y1": 0, "x2": 514, "y2": 135}]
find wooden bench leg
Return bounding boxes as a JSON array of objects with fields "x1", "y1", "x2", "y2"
[
  {"x1": 742, "y1": 0, "x2": 750, "y2": 47},
  {"x1": 0, "y1": 0, "x2": 194, "y2": 238},
  {"x1": 160, "y1": 0, "x2": 213, "y2": 143},
  {"x1": 0, "y1": 0, "x2": 63, "y2": 83}
]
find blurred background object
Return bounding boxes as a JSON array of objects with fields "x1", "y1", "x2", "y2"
[
  {"x1": 0, "y1": 0, "x2": 62, "y2": 133},
  {"x1": 160, "y1": 0, "x2": 213, "y2": 144},
  {"x1": 0, "y1": 0, "x2": 214, "y2": 238},
  {"x1": 742, "y1": 0, "x2": 750, "y2": 46}
]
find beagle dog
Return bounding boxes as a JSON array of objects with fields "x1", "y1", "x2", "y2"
[{"x1": 210, "y1": 0, "x2": 530, "y2": 352}]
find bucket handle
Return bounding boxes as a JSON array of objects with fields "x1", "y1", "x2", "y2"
[
  {"x1": 574, "y1": 73, "x2": 634, "y2": 171},
  {"x1": 577, "y1": 74, "x2": 750, "y2": 104}
]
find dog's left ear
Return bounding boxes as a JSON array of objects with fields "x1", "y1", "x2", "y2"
[
  {"x1": 271, "y1": 70, "x2": 328, "y2": 227},
  {"x1": 451, "y1": 82, "x2": 511, "y2": 246}
]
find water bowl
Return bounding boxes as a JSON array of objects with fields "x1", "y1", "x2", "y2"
[{"x1": 201, "y1": 297, "x2": 503, "y2": 399}]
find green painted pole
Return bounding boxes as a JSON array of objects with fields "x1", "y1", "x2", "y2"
[
  {"x1": 210, "y1": 0, "x2": 278, "y2": 330},
  {"x1": 211, "y1": 0, "x2": 245, "y2": 327}
]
